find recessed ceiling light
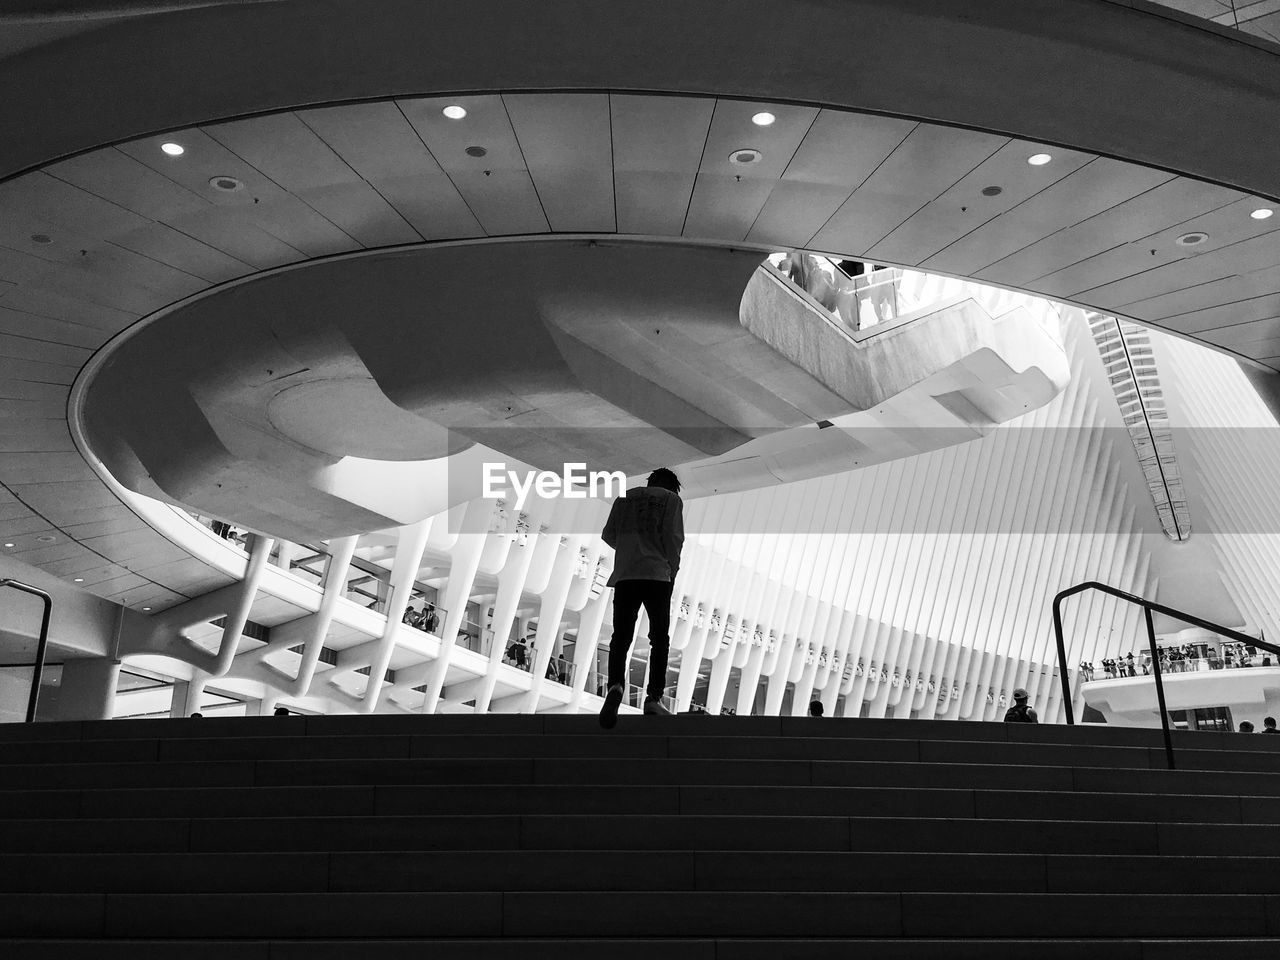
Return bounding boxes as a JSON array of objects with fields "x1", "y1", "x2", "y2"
[
  {"x1": 981, "y1": 185, "x2": 1003, "y2": 197},
  {"x1": 751, "y1": 111, "x2": 776, "y2": 127},
  {"x1": 143, "y1": 606, "x2": 152, "y2": 611},
  {"x1": 209, "y1": 175, "x2": 244, "y2": 193},
  {"x1": 1252, "y1": 208, "x2": 1274, "y2": 220},
  {"x1": 161, "y1": 142, "x2": 185, "y2": 157},
  {"x1": 73, "y1": 578, "x2": 83, "y2": 583},
  {"x1": 36, "y1": 535, "x2": 56, "y2": 543},
  {"x1": 3, "y1": 543, "x2": 13, "y2": 548},
  {"x1": 442, "y1": 105, "x2": 468, "y2": 120},
  {"x1": 729, "y1": 148, "x2": 762, "y2": 165},
  {"x1": 1027, "y1": 153, "x2": 1052, "y2": 166},
  {"x1": 464, "y1": 145, "x2": 488, "y2": 158},
  {"x1": 30, "y1": 234, "x2": 52, "y2": 245},
  {"x1": 1176, "y1": 231, "x2": 1210, "y2": 247}
]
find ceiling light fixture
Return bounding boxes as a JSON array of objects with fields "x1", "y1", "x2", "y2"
[
  {"x1": 73, "y1": 578, "x2": 83, "y2": 583},
  {"x1": 1176, "y1": 231, "x2": 1209, "y2": 247},
  {"x1": 30, "y1": 234, "x2": 52, "y2": 245},
  {"x1": 209, "y1": 175, "x2": 244, "y2": 193},
  {"x1": 1027, "y1": 153, "x2": 1052, "y2": 166},
  {"x1": 729, "y1": 148, "x2": 762, "y2": 165},
  {"x1": 464, "y1": 145, "x2": 488, "y2": 157},
  {"x1": 143, "y1": 607, "x2": 152, "y2": 611},
  {"x1": 1252, "y1": 208, "x2": 1274, "y2": 220},
  {"x1": 36, "y1": 535, "x2": 56, "y2": 543},
  {"x1": 751, "y1": 111, "x2": 776, "y2": 126},
  {"x1": 161, "y1": 142, "x2": 185, "y2": 157},
  {"x1": 442, "y1": 105, "x2": 468, "y2": 120},
  {"x1": 3, "y1": 543, "x2": 13, "y2": 548},
  {"x1": 981, "y1": 185, "x2": 1003, "y2": 197}
]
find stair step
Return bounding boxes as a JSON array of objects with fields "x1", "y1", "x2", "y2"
[
  {"x1": 5, "y1": 850, "x2": 1280, "y2": 895},
  {"x1": 1, "y1": 891, "x2": 1276, "y2": 938}
]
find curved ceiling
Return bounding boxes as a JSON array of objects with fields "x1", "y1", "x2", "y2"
[{"x1": 3, "y1": 1, "x2": 1280, "y2": 613}]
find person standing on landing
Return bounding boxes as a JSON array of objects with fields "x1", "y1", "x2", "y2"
[{"x1": 598, "y1": 468, "x2": 685, "y2": 729}]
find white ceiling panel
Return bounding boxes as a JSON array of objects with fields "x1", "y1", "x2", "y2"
[
  {"x1": 611, "y1": 95, "x2": 713, "y2": 236},
  {"x1": 445, "y1": 170, "x2": 549, "y2": 236},
  {"x1": 111, "y1": 222, "x2": 254, "y2": 284},
  {"x1": 58, "y1": 516, "x2": 148, "y2": 541},
  {"x1": 810, "y1": 124, "x2": 1005, "y2": 255},
  {"x1": 504, "y1": 93, "x2": 614, "y2": 232},
  {"x1": 0, "y1": 239, "x2": 184, "y2": 315},
  {"x1": 868, "y1": 140, "x2": 1090, "y2": 267},
  {"x1": 783, "y1": 111, "x2": 915, "y2": 188},
  {"x1": 364, "y1": 174, "x2": 483, "y2": 241},
  {"x1": 1146, "y1": 291, "x2": 1280, "y2": 335},
  {"x1": 46, "y1": 148, "x2": 209, "y2": 223},
  {"x1": 206, "y1": 112, "x2": 362, "y2": 193},
  {"x1": 294, "y1": 182, "x2": 421, "y2": 247},
  {"x1": 0, "y1": 379, "x2": 71, "y2": 404},
  {"x1": 0, "y1": 285, "x2": 138, "y2": 333},
  {"x1": 233, "y1": 195, "x2": 358, "y2": 259},
  {"x1": 0, "y1": 355, "x2": 77, "y2": 386},
  {"x1": 7, "y1": 478, "x2": 122, "y2": 513},
  {"x1": 299, "y1": 101, "x2": 481, "y2": 240},
  {"x1": 746, "y1": 181, "x2": 858, "y2": 248},
  {"x1": 1199, "y1": 317, "x2": 1280, "y2": 347},
  {"x1": 923, "y1": 159, "x2": 1174, "y2": 277},
  {"x1": 0, "y1": 307, "x2": 107, "y2": 350},
  {"x1": 119, "y1": 130, "x2": 295, "y2": 207},
  {"x1": 0, "y1": 419, "x2": 75, "y2": 453},
  {"x1": 0, "y1": 172, "x2": 151, "y2": 240},
  {"x1": 11, "y1": 540, "x2": 92, "y2": 566},
  {"x1": 399, "y1": 95, "x2": 528, "y2": 175},
  {"x1": 400, "y1": 95, "x2": 547, "y2": 236},
  {"x1": 1128, "y1": 262, "x2": 1280, "y2": 323},
  {"x1": 611, "y1": 95, "x2": 714, "y2": 173},
  {"x1": 1083, "y1": 225, "x2": 1280, "y2": 308},
  {"x1": 0, "y1": 514, "x2": 54, "y2": 538},
  {"x1": 81, "y1": 528, "x2": 188, "y2": 564},
  {"x1": 0, "y1": 396, "x2": 70, "y2": 419},
  {"x1": 682, "y1": 175, "x2": 774, "y2": 242},
  {"x1": 1035, "y1": 193, "x2": 1266, "y2": 300},
  {"x1": 977, "y1": 177, "x2": 1239, "y2": 289},
  {"x1": 299, "y1": 101, "x2": 443, "y2": 181},
  {"x1": 614, "y1": 172, "x2": 696, "y2": 237},
  {"x1": 32, "y1": 553, "x2": 130, "y2": 580},
  {"x1": 699, "y1": 100, "x2": 818, "y2": 181},
  {"x1": 0, "y1": 332, "x2": 90, "y2": 367},
  {"x1": 167, "y1": 207, "x2": 305, "y2": 271}
]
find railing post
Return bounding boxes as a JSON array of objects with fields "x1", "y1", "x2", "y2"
[
  {"x1": 1, "y1": 579, "x2": 54, "y2": 723},
  {"x1": 1145, "y1": 605, "x2": 1176, "y2": 770},
  {"x1": 1052, "y1": 592, "x2": 1075, "y2": 725}
]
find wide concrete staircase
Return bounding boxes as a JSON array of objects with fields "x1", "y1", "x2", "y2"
[{"x1": 3, "y1": 714, "x2": 1280, "y2": 957}]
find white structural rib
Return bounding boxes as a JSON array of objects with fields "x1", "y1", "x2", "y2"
[{"x1": 1087, "y1": 313, "x2": 1191, "y2": 541}]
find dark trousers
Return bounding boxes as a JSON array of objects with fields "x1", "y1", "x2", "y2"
[{"x1": 609, "y1": 579, "x2": 674, "y2": 700}]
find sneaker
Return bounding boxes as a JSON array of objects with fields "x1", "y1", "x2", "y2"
[
  {"x1": 598, "y1": 684, "x2": 624, "y2": 729},
  {"x1": 643, "y1": 697, "x2": 672, "y2": 717}
]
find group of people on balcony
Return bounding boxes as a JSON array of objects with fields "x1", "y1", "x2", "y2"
[
  {"x1": 401, "y1": 602, "x2": 439, "y2": 634},
  {"x1": 502, "y1": 635, "x2": 573, "y2": 684},
  {"x1": 1082, "y1": 641, "x2": 1272, "y2": 682}
]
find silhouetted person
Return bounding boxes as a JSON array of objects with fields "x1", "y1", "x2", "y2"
[
  {"x1": 190, "y1": 712, "x2": 203, "y2": 718},
  {"x1": 808, "y1": 700, "x2": 824, "y2": 717},
  {"x1": 1240, "y1": 720, "x2": 1255, "y2": 733},
  {"x1": 1264, "y1": 717, "x2": 1278, "y2": 734},
  {"x1": 1003, "y1": 688, "x2": 1038, "y2": 723},
  {"x1": 273, "y1": 706, "x2": 290, "y2": 717},
  {"x1": 599, "y1": 468, "x2": 685, "y2": 729}
]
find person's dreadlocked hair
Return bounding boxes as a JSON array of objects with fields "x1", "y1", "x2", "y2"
[{"x1": 647, "y1": 467, "x2": 681, "y2": 495}]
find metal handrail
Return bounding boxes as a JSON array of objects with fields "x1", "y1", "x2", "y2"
[
  {"x1": 1052, "y1": 580, "x2": 1280, "y2": 769},
  {"x1": 1, "y1": 579, "x2": 53, "y2": 723}
]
